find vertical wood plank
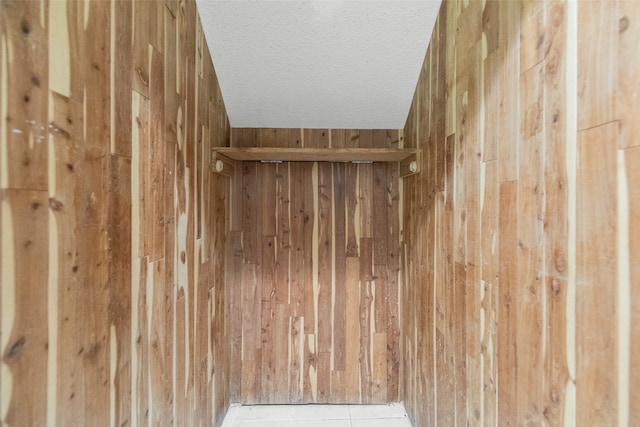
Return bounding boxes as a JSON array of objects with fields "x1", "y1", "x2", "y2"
[
  {"x1": 132, "y1": 0, "x2": 150, "y2": 97},
  {"x1": 241, "y1": 162, "x2": 258, "y2": 265},
  {"x1": 516, "y1": 62, "x2": 545, "y2": 424},
  {"x1": 108, "y1": 155, "x2": 132, "y2": 427},
  {"x1": 480, "y1": 161, "x2": 498, "y2": 427},
  {"x1": 345, "y1": 257, "x2": 361, "y2": 402},
  {"x1": 576, "y1": 123, "x2": 618, "y2": 426},
  {"x1": 345, "y1": 163, "x2": 359, "y2": 258},
  {"x1": 359, "y1": 279, "x2": 373, "y2": 404},
  {"x1": 289, "y1": 163, "x2": 306, "y2": 319},
  {"x1": 543, "y1": 2, "x2": 570, "y2": 423},
  {"x1": 229, "y1": 231, "x2": 243, "y2": 402},
  {"x1": 273, "y1": 303, "x2": 289, "y2": 403},
  {"x1": 317, "y1": 203, "x2": 332, "y2": 402},
  {"x1": 303, "y1": 333, "x2": 317, "y2": 403},
  {"x1": 617, "y1": 1, "x2": 640, "y2": 149},
  {"x1": 289, "y1": 316, "x2": 303, "y2": 403},
  {"x1": 333, "y1": 163, "x2": 347, "y2": 373},
  {"x1": 498, "y1": 180, "x2": 518, "y2": 425},
  {"x1": 497, "y1": 0, "x2": 520, "y2": 183},
  {"x1": 276, "y1": 162, "x2": 290, "y2": 306},
  {"x1": 149, "y1": 47, "x2": 165, "y2": 262},
  {"x1": 81, "y1": 3, "x2": 112, "y2": 423},
  {"x1": 372, "y1": 163, "x2": 388, "y2": 265},
  {"x1": 260, "y1": 236, "x2": 276, "y2": 402},
  {"x1": 1, "y1": 0, "x2": 48, "y2": 191},
  {"x1": 372, "y1": 332, "x2": 387, "y2": 403},
  {"x1": 112, "y1": 0, "x2": 132, "y2": 157},
  {"x1": 577, "y1": 0, "x2": 617, "y2": 131},
  {"x1": 520, "y1": 0, "x2": 545, "y2": 73},
  {"x1": 625, "y1": 147, "x2": 640, "y2": 426},
  {"x1": 1, "y1": 190, "x2": 49, "y2": 425}
]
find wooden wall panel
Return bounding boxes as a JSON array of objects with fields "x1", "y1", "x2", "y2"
[
  {"x1": 402, "y1": 1, "x2": 640, "y2": 426},
  {"x1": 230, "y1": 128, "x2": 402, "y2": 404},
  {"x1": 0, "y1": 1, "x2": 232, "y2": 426}
]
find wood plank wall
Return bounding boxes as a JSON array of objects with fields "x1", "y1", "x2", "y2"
[
  {"x1": 0, "y1": 1, "x2": 232, "y2": 426},
  {"x1": 401, "y1": 0, "x2": 640, "y2": 426},
  {"x1": 229, "y1": 128, "x2": 402, "y2": 404}
]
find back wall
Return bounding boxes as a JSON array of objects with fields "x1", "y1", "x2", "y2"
[{"x1": 229, "y1": 128, "x2": 402, "y2": 404}]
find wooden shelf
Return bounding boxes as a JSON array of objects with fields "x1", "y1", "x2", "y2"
[
  {"x1": 211, "y1": 147, "x2": 421, "y2": 177},
  {"x1": 212, "y1": 147, "x2": 417, "y2": 162}
]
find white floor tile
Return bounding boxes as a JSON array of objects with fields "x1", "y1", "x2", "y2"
[
  {"x1": 348, "y1": 403, "x2": 408, "y2": 419},
  {"x1": 351, "y1": 418, "x2": 413, "y2": 427},
  {"x1": 293, "y1": 404, "x2": 350, "y2": 420},
  {"x1": 234, "y1": 405, "x2": 295, "y2": 421},
  {"x1": 221, "y1": 403, "x2": 413, "y2": 427},
  {"x1": 228, "y1": 421, "x2": 291, "y2": 427},
  {"x1": 292, "y1": 420, "x2": 352, "y2": 427}
]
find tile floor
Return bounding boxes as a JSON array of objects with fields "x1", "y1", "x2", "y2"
[{"x1": 221, "y1": 402, "x2": 413, "y2": 427}]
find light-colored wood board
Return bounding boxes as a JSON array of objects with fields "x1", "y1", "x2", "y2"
[
  {"x1": 617, "y1": 1, "x2": 640, "y2": 148},
  {"x1": 1, "y1": 190, "x2": 49, "y2": 425},
  {"x1": 455, "y1": 261, "x2": 468, "y2": 426},
  {"x1": 576, "y1": 123, "x2": 618, "y2": 426},
  {"x1": 625, "y1": 147, "x2": 640, "y2": 425},
  {"x1": 497, "y1": 0, "x2": 521, "y2": 183},
  {"x1": 577, "y1": 0, "x2": 617, "y2": 131},
  {"x1": 497, "y1": 180, "x2": 518, "y2": 424},
  {"x1": 132, "y1": 0, "x2": 150, "y2": 97},
  {"x1": 542, "y1": 2, "x2": 571, "y2": 422},
  {"x1": 520, "y1": 0, "x2": 545, "y2": 73},
  {"x1": 213, "y1": 147, "x2": 420, "y2": 163},
  {"x1": 2, "y1": 3, "x2": 49, "y2": 191},
  {"x1": 516, "y1": 62, "x2": 545, "y2": 424},
  {"x1": 149, "y1": 47, "x2": 166, "y2": 261}
]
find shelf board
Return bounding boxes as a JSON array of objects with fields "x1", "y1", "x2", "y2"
[{"x1": 212, "y1": 147, "x2": 419, "y2": 163}]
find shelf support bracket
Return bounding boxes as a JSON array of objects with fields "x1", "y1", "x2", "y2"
[
  {"x1": 210, "y1": 149, "x2": 236, "y2": 177},
  {"x1": 400, "y1": 150, "x2": 421, "y2": 177}
]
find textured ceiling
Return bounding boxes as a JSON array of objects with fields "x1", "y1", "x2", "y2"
[{"x1": 196, "y1": 1, "x2": 442, "y2": 129}]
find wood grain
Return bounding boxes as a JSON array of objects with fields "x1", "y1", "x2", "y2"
[
  {"x1": 213, "y1": 147, "x2": 419, "y2": 163},
  {"x1": 0, "y1": 1, "x2": 232, "y2": 425},
  {"x1": 2, "y1": 0, "x2": 639, "y2": 423},
  {"x1": 626, "y1": 147, "x2": 640, "y2": 426},
  {"x1": 401, "y1": 1, "x2": 639, "y2": 426},
  {"x1": 576, "y1": 123, "x2": 618, "y2": 426},
  {"x1": 230, "y1": 128, "x2": 401, "y2": 404}
]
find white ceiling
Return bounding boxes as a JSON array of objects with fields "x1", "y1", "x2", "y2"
[{"x1": 196, "y1": 1, "x2": 442, "y2": 129}]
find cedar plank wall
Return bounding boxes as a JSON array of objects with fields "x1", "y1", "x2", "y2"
[
  {"x1": 401, "y1": 1, "x2": 640, "y2": 426},
  {"x1": 229, "y1": 128, "x2": 402, "y2": 404},
  {"x1": 0, "y1": 1, "x2": 232, "y2": 426}
]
